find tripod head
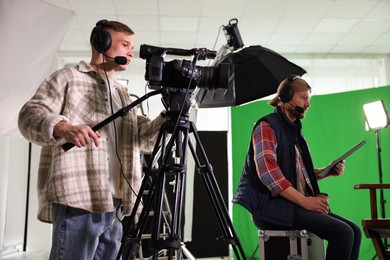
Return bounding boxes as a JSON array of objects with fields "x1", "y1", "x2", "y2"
[{"x1": 161, "y1": 87, "x2": 193, "y2": 118}]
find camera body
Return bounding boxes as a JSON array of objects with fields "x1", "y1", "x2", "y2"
[{"x1": 139, "y1": 44, "x2": 231, "y2": 91}]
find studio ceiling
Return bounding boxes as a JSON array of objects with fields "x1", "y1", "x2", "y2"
[{"x1": 44, "y1": 0, "x2": 390, "y2": 56}]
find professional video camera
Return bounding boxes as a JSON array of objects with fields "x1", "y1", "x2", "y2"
[{"x1": 139, "y1": 44, "x2": 232, "y2": 91}]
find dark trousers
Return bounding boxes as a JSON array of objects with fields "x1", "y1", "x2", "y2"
[{"x1": 254, "y1": 208, "x2": 362, "y2": 260}]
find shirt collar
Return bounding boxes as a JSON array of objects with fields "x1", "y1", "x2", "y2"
[{"x1": 77, "y1": 60, "x2": 95, "y2": 73}]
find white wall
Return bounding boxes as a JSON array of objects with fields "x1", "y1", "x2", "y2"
[
  {"x1": 0, "y1": 138, "x2": 50, "y2": 258},
  {"x1": 25, "y1": 143, "x2": 52, "y2": 255},
  {"x1": 1, "y1": 138, "x2": 28, "y2": 253}
]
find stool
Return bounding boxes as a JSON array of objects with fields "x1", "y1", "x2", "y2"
[{"x1": 258, "y1": 229, "x2": 325, "y2": 260}]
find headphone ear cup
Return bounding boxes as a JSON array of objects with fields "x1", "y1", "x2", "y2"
[
  {"x1": 278, "y1": 84, "x2": 293, "y2": 103},
  {"x1": 93, "y1": 20, "x2": 111, "y2": 53}
]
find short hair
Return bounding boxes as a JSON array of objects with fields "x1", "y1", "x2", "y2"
[{"x1": 89, "y1": 20, "x2": 134, "y2": 46}]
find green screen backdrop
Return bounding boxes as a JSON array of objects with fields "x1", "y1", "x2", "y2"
[{"x1": 231, "y1": 85, "x2": 390, "y2": 259}]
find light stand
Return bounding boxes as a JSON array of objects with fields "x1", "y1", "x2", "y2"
[
  {"x1": 363, "y1": 100, "x2": 389, "y2": 258},
  {"x1": 375, "y1": 129, "x2": 386, "y2": 219}
]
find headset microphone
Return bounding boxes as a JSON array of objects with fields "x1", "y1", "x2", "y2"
[
  {"x1": 114, "y1": 56, "x2": 128, "y2": 65},
  {"x1": 103, "y1": 53, "x2": 128, "y2": 65},
  {"x1": 289, "y1": 102, "x2": 305, "y2": 114}
]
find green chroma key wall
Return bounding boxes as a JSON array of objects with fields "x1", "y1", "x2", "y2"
[{"x1": 231, "y1": 85, "x2": 390, "y2": 259}]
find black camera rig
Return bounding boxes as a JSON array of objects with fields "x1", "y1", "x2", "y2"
[{"x1": 139, "y1": 44, "x2": 232, "y2": 91}]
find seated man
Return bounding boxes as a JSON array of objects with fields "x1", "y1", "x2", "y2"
[{"x1": 233, "y1": 75, "x2": 361, "y2": 260}]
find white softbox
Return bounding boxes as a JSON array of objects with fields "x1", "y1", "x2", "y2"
[{"x1": 0, "y1": 0, "x2": 74, "y2": 137}]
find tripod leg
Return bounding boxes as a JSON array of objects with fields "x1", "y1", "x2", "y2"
[
  {"x1": 120, "y1": 163, "x2": 164, "y2": 259},
  {"x1": 119, "y1": 121, "x2": 189, "y2": 260},
  {"x1": 171, "y1": 130, "x2": 189, "y2": 245},
  {"x1": 151, "y1": 128, "x2": 190, "y2": 259},
  {"x1": 151, "y1": 166, "x2": 169, "y2": 259},
  {"x1": 118, "y1": 123, "x2": 170, "y2": 260},
  {"x1": 188, "y1": 122, "x2": 246, "y2": 260}
]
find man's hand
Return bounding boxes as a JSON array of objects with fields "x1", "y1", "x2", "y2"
[
  {"x1": 328, "y1": 160, "x2": 345, "y2": 176},
  {"x1": 300, "y1": 196, "x2": 329, "y2": 214},
  {"x1": 280, "y1": 187, "x2": 329, "y2": 214},
  {"x1": 315, "y1": 160, "x2": 346, "y2": 179},
  {"x1": 53, "y1": 121, "x2": 101, "y2": 148}
]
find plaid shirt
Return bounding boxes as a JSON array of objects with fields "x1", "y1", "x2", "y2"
[
  {"x1": 18, "y1": 61, "x2": 165, "y2": 223},
  {"x1": 252, "y1": 121, "x2": 313, "y2": 196}
]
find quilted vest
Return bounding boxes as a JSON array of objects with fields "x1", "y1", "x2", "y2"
[{"x1": 232, "y1": 107, "x2": 319, "y2": 227}]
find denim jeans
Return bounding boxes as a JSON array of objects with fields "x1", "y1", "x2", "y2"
[
  {"x1": 254, "y1": 208, "x2": 362, "y2": 260},
  {"x1": 49, "y1": 200, "x2": 123, "y2": 260}
]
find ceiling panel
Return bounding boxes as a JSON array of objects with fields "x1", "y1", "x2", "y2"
[
  {"x1": 372, "y1": 33, "x2": 390, "y2": 45},
  {"x1": 367, "y1": 2, "x2": 390, "y2": 18},
  {"x1": 275, "y1": 18, "x2": 319, "y2": 33},
  {"x1": 159, "y1": 0, "x2": 202, "y2": 16},
  {"x1": 326, "y1": 1, "x2": 377, "y2": 17},
  {"x1": 160, "y1": 16, "x2": 199, "y2": 32},
  {"x1": 302, "y1": 33, "x2": 345, "y2": 45},
  {"x1": 284, "y1": 1, "x2": 333, "y2": 18},
  {"x1": 114, "y1": 0, "x2": 158, "y2": 16},
  {"x1": 68, "y1": 0, "x2": 116, "y2": 15},
  {"x1": 239, "y1": 17, "x2": 280, "y2": 32},
  {"x1": 351, "y1": 18, "x2": 390, "y2": 33},
  {"x1": 313, "y1": 18, "x2": 359, "y2": 33},
  {"x1": 200, "y1": 0, "x2": 247, "y2": 17},
  {"x1": 243, "y1": 0, "x2": 289, "y2": 18},
  {"x1": 339, "y1": 33, "x2": 379, "y2": 46},
  {"x1": 118, "y1": 16, "x2": 160, "y2": 32},
  {"x1": 295, "y1": 45, "x2": 332, "y2": 54}
]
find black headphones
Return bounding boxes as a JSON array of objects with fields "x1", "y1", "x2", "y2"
[
  {"x1": 92, "y1": 20, "x2": 111, "y2": 53},
  {"x1": 278, "y1": 74, "x2": 300, "y2": 103}
]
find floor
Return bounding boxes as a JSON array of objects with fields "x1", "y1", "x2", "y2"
[
  {"x1": 1, "y1": 251, "x2": 48, "y2": 260},
  {"x1": 0, "y1": 251, "x2": 229, "y2": 260}
]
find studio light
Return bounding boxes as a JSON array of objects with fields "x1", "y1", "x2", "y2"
[
  {"x1": 363, "y1": 100, "x2": 389, "y2": 130},
  {"x1": 195, "y1": 19, "x2": 307, "y2": 108},
  {"x1": 362, "y1": 100, "x2": 389, "y2": 240}
]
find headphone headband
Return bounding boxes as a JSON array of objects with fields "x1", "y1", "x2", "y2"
[
  {"x1": 92, "y1": 20, "x2": 111, "y2": 53},
  {"x1": 278, "y1": 74, "x2": 300, "y2": 103}
]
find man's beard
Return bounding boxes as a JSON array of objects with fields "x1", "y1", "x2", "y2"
[{"x1": 292, "y1": 109, "x2": 305, "y2": 119}]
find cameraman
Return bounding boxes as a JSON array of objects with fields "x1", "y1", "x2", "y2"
[{"x1": 18, "y1": 20, "x2": 165, "y2": 260}]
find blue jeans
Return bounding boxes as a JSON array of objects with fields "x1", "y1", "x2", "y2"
[
  {"x1": 49, "y1": 200, "x2": 123, "y2": 260},
  {"x1": 254, "y1": 208, "x2": 362, "y2": 260}
]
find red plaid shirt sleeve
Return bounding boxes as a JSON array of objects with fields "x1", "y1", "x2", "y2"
[{"x1": 252, "y1": 121, "x2": 292, "y2": 196}]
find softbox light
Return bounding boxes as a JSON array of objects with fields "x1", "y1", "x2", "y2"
[
  {"x1": 363, "y1": 100, "x2": 389, "y2": 130},
  {"x1": 195, "y1": 45, "x2": 307, "y2": 108}
]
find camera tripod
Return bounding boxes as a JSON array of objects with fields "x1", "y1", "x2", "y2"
[{"x1": 117, "y1": 89, "x2": 246, "y2": 260}]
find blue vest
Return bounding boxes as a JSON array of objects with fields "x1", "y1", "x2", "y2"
[{"x1": 232, "y1": 108, "x2": 320, "y2": 227}]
